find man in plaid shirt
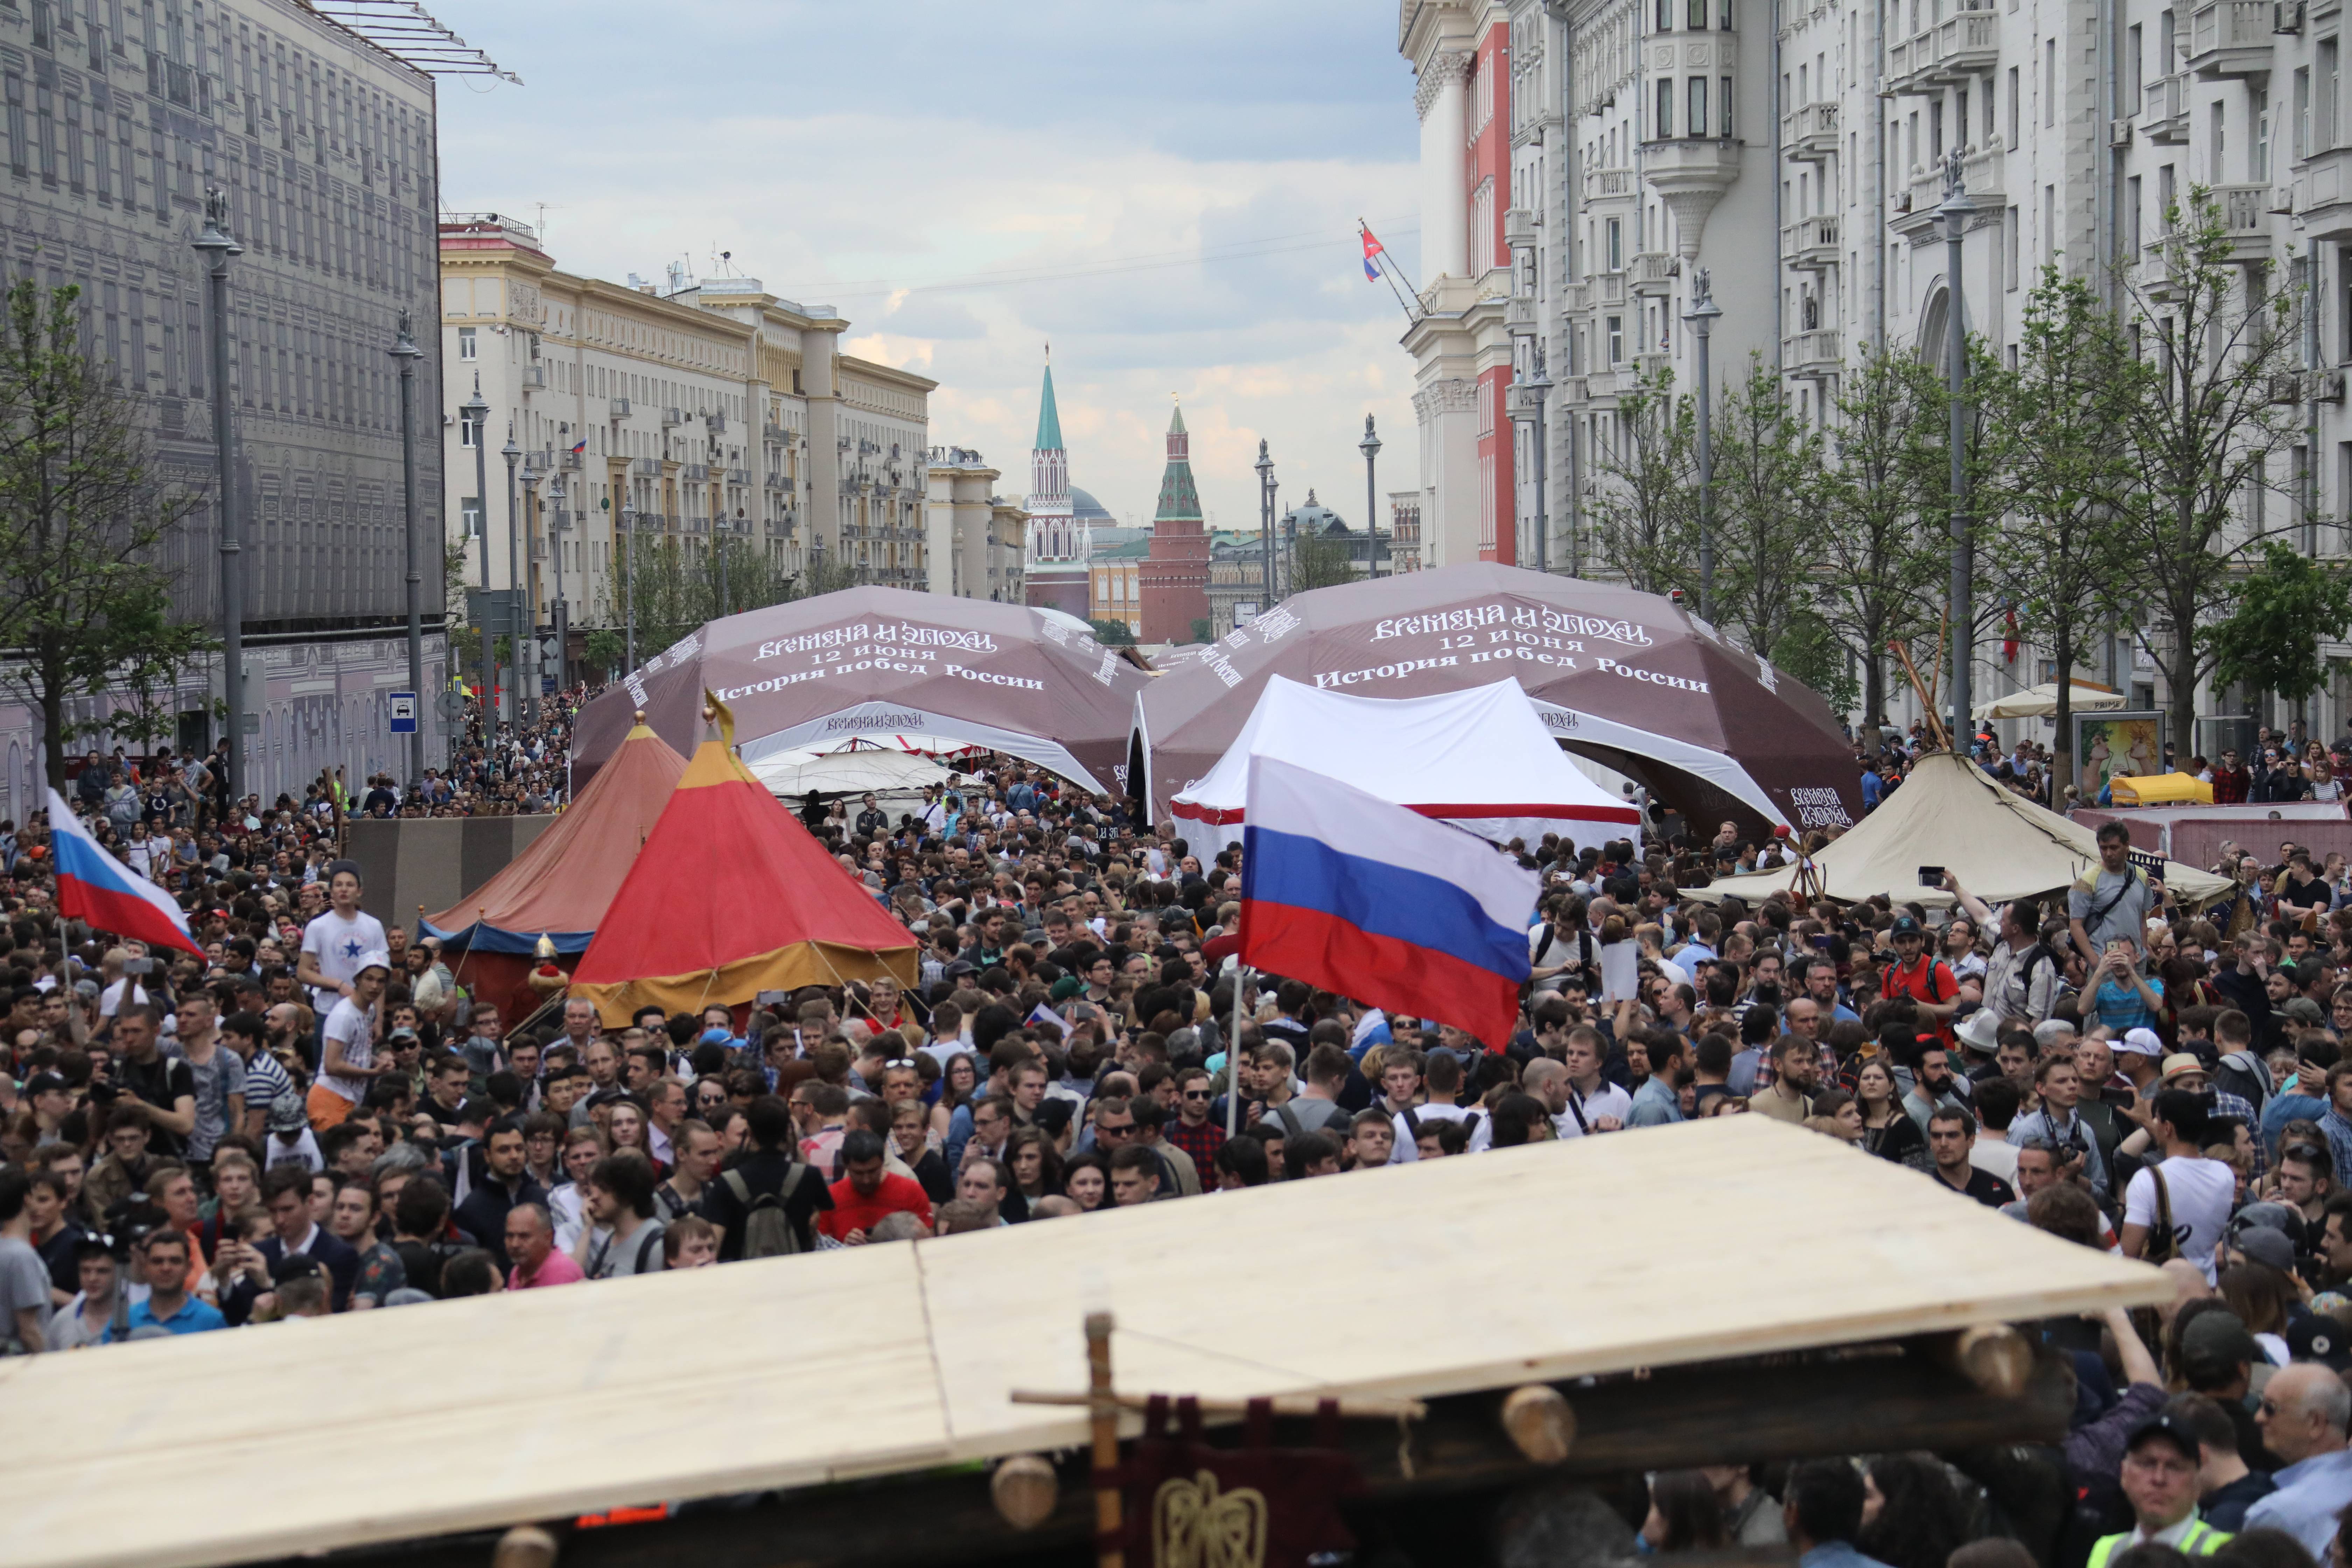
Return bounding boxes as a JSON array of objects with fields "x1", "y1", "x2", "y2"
[{"x1": 1162, "y1": 1066, "x2": 1227, "y2": 1172}]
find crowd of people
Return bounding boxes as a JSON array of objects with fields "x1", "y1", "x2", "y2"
[
  {"x1": 19, "y1": 688, "x2": 2352, "y2": 1568},
  {"x1": 1859, "y1": 719, "x2": 2351, "y2": 815}
]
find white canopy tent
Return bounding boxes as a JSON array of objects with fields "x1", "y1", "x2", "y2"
[
  {"x1": 1970, "y1": 681, "x2": 2126, "y2": 721},
  {"x1": 1170, "y1": 675, "x2": 1643, "y2": 850},
  {"x1": 744, "y1": 742, "x2": 957, "y2": 802}
]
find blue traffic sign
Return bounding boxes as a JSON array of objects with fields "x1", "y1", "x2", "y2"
[{"x1": 388, "y1": 691, "x2": 418, "y2": 734}]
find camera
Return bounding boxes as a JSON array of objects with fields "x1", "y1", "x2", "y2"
[
  {"x1": 124, "y1": 957, "x2": 154, "y2": 975},
  {"x1": 1917, "y1": 866, "x2": 1946, "y2": 887}
]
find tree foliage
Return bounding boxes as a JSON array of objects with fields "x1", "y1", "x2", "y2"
[
  {"x1": 1088, "y1": 617, "x2": 1136, "y2": 646},
  {"x1": 1712, "y1": 352, "x2": 1825, "y2": 659},
  {"x1": 2205, "y1": 541, "x2": 2352, "y2": 705},
  {"x1": 0, "y1": 279, "x2": 211, "y2": 787},
  {"x1": 1583, "y1": 364, "x2": 1699, "y2": 597},
  {"x1": 1814, "y1": 344, "x2": 1941, "y2": 726}
]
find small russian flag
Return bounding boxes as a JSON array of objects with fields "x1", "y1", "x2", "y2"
[
  {"x1": 569, "y1": 438, "x2": 588, "y2": 455},
  {"x1": 1361, "y1": 226, "x2": 1386, "y2": 282}
]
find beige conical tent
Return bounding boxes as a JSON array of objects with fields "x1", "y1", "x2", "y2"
[{"x1": 1689, "y1": 752, "x2": 2233, "y2": 908}]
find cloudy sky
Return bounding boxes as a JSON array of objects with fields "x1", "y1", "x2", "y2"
[{"x1": 438, "y1": 0, "x2": 1424, "y2": 535}]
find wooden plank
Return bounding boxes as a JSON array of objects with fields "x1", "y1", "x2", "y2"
[
  {"x1": 914, "y1": 1116, "x2": 2164, "y2": 1463},
  {"x1": 0, "y1": 1245, "x2": 946, "y2": 1568}
]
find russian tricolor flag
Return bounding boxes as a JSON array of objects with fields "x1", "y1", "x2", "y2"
[
  {"x1": 44, "y1": 789, "x2": 203, "y2": 956},
  {"x1": 1239, "y1": 757, "x2": 1538, "y2": 1052},
  {"x1": 1361, "y1": 226, "x2": 1386, "y2": 282}
]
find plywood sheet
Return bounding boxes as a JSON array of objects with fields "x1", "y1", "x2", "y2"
[
  {"x1": 917, "y1": 1116, "x2": 2172, "y2": 1457},
  {"x1": 0, "y1": 1244, "x2": 942, "y2": 1568}
]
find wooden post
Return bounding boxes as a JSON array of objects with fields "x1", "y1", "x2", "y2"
[{"x1": 1086, "y1": 1311, "x2": 1122, "y2": 1568}]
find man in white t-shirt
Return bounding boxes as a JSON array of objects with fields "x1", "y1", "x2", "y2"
[
  {"x1": 96, "y1": 947, "x2": 150, "y2": 1021},
  {"x1": 2121, "y1": 1087, "x2": 2238, "y2": 1284},
  {"x1": 308, "y1": 952, "x2": 391, "y2": 1129},
  {"x1": 1556, "y1": 1030, "x2": 1633, "y2": 1139},
  {"x1": 296, "y1": 860, "x2": 387, "y2": 1023}
]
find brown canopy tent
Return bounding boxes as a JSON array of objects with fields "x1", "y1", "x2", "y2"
[
  {"x1": 570, "y1": 587, "x2": 1151, "y2": 800},
  {"x1": 1133, "y1": 563, "x2": 1864, "y2": 840}
]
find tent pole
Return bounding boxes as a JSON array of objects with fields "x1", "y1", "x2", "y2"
[{"x1": 1227, "y1": 961, "x2": 1247, "y2": 1141}]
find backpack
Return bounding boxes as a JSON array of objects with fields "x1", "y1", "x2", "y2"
[
  {"x1": 723, "y1": 1164, "x2": 815, "y2": 1259},
  {"x1": 2214, "y1": 1049, "x2": 2270, "y2": 1116}
]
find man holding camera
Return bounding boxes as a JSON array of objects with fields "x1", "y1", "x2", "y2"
[{"x1": 106, "y1": 1005, "x2": 195, "y2": 1161}]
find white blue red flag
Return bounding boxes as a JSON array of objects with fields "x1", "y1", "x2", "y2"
[
  {"x1": 1238, "y1": 756, "x2": 1537, "y2": 1051},
  {"x1": 44, "y1": 789, "x2": 203, "y2": 956},
  {"x1": 1360, "y1": 226, "x2": 1386, "y2": 282}
]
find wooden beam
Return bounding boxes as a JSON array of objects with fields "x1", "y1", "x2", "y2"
[{"x1": 244, "y1": 1348, "x2": 2072, "y2": 1568}]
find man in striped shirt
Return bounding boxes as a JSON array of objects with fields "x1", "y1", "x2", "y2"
[{"x1": 222, "y1": 1010, "x2": 297, "y2": 1141}]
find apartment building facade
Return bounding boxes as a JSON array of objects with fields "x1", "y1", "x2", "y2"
[
  {"x1": 1403, "y1": 0, "x2": 2352, "y2": 726},
  {"x1": 441, "y1": 218, "x2": 937, "y2": 673},
  {"x1": 0, "y1": 0, "x2": 449, "y2": 817},
  {"x1": 923, "y1": 444, "x2": 1028, "y2": 603}
]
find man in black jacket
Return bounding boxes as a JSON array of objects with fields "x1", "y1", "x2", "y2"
[{"x1": 454, "y1": 1117, "x2": 547, "y2": 1272}]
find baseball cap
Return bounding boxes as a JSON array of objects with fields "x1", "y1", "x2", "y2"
[
  {"x1": 2284, "y1": 997, "x2": 2327, "y2": 1026},
  {"x1": 2124, "y1": 1414, "x2": 2205, "y2": 1464},
  {"x1": 2289, "y1": 1314, "x2": 2352, "y2": 1372},
  {"x1": 1889, "y1": 916, "x2": 1924, "y2": 939},
  {"x1": 2182, "y1": 1310, "x2": 2262, "y2": 1372},
  {"x1": 2233, "y1": 1226, "x2": 2297, "y2": 1272},
  {"x1": 352, "y1": 949, "x2": 392, "y2": 979},
  {"x1": 2118, "y1": 1028, "x2": 2167, "y2": 1058},
  {"x1": 23, "y1": 1071, "x2": 68, "y2": 1097},
  {"x1": 698, "y1": 1027, "x2": 735, "y2": 1047},
  {"x1": 268, "y1": 1252, "x2": 326, "y2": 1284}
]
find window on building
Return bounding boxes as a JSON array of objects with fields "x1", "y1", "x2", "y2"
[
  {"x1": 458, "y1": 325, "x2": 476, "y2": 360},
  {"x1": 1688, "y1": 0, "x2": 1706, "y2": 27},
  {"x1": 462, "y1": 497, "x2": 481, "y2": 537},
  {"x1": 2325, "y1": 38, "x2": 2342, "y2": 151},
  {"x1": 2045, "y1": 38, "x2": 2057, "y2": 128},
  {"x1": 1656, "y1": 0, "x2": 1671, "y2": 30},
  {"x1": 2211, "y1": 100, "x2": 2226, "y2": 182},
  {"x1": 2254, "y1": 87, "x2": 2270, "y2": 180},
  {"x1": 2298, "y1": 66, "x2": 2314, "y2": 159},
  {"x1": 1657, "y1": 75, "x2": 1673, "y2": 136},
  {"x1": 1607, "y1": 315, "x2": 1624, "y2": 364},
  {"x1": 1689, "y1": 75, "x2": 1708, "y2": 135},
  {"x1": 1720, "y1": 0, "x2": 1732, "y2": 28},
  {"x1": 2005, "y1": 205, "x2": 2020, "y2": 289},
  {"x1": 1722, "y1": 76, "x2": 1734, "y2": 135},
  {"x1": 2007, "y1": 65, "x2": 2020, "y2": 147}
]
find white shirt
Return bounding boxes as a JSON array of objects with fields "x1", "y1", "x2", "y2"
[
  {"x1": 1969, "y1": 1136, "x2": 2021, "y2": 1185},
  {"x1": 1557, "y1": 1081, "x2": 1634, "y2": 1139},
  {"x1": 98, "y1": 978, "x2": 149, "y2": 1020},
  {"x1": 300, "y1": 908, "x2": 387, "y2": 1008},
  {"x1": 2123, "y1": 1155, "x2": 2239, "y2": 1283},
  {"x1": 1390, "y1": 1102, "x2": 1471, "y2": 1162},
  {"x1": 319, "y1": 995, "x2": 377, "y2": 1105}
]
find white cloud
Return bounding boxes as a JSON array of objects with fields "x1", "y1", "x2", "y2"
[{"x1": 438, "y1": 0, "x2": 1424, "y2": 535}]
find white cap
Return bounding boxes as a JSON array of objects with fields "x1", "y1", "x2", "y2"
[
  {"x1": 353, "y1": 949, "x2": 393, "y2": 978},
  {"x1": 2118, "y1": 1027, "x2": 2166, "y2": 1058}
]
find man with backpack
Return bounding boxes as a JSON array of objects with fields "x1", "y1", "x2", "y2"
[{"x1": 700, "y1": 1095, "x2": 831, "y2": 1260}]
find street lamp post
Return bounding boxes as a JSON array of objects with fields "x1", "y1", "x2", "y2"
[
  {"x1": 547, "y1": 476, "x2": 568, "y2": 694},
  {"x1": 1941, "y1": 150, "x2": 1975, "y2": 751},
  {"x1": 463, "y1": 377, "x2": 491, "y2": 747},
  {"x1": 1684, "y1": 269, "x2": 1721, "y2": 622},
  {"x1": 1254, "y1": 440, "x2": 1274, "y2": 615},
  {"x1": 620, "y1": 504, "x2": 638, "y2": 672},
  {"x1": 500, "y1": 427, "x2": 521, "y2": 731},
  {"x1": 1359, "y1": 415, "x2": 1383, "y2": 578},
  {"x1": 520, "y1": 459, "x2": 541, "y2": 725},
  {"x1": 390, "y1": 312, "x2": 424, "y2": 787},
  {"x1": 192, "y1": 189, "x2": 244, "y2": 806}
]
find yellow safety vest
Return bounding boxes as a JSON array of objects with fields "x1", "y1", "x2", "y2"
[{"x1": 2086, "y1": 1518, "x2": 2232, "y2": 1568}]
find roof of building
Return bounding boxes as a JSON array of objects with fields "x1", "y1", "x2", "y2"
[
  {"x1": 1035, "y1": 362, "x2": 1064, "y2": 452},
  {"x1": 1069, "y1": 485, "x2": 1116, "y2": 523},
  {"x1": 1153, "y1": 405, "x2": 1202, "y2": 524},
  {"x1": 4, "y1": 1118, "x2": 2167, "y2": 1568},
  {"x1": 1285, "y1": 490, "x2": 1351, "y2": 535}
]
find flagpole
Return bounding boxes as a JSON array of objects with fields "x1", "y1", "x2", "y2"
[
  {"x1": 1226, "y1": 959, "x2": 1248, "y2": 1141},
  {"x1": 1360, "y1": 220, "x2": 1419, "y2": 322}
]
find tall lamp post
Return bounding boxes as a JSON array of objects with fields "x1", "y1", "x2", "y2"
[
  {"x1": 463, "y1": 376, "x2": 492, "y2": 747},
  {"x1": 547, "y1": 476, "x2": 568, "y2": 694},
  {"x1": 519, "y1": 458, "x2": 541, "y2": 725},
  {"x1": 620, "y1": 504, "x2": 637, "y2": 672},
  {"x1": 500, "y1": 427, "x2": 521, "y2": 732},
  {"x1": 1253, "y1": 440, "x2": 1274, "y2": 614},
  {"x1": 1940, "y1": 150, "x2": 1975, "y2": 751},
  {"x1": 1684, "y1": 269, "x2": 1721, "y2": 621},
  {"x1": 193, "y1": 188, "x2": 244, "y2": 806},
  {"x1": 390, "y1": 312, "x2": 424, "y2": 787},
  {"x1": 1358, "y1": 415, "x2": 1383, "y2": 578}
]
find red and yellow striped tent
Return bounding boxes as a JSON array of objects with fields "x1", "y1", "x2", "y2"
[{"x1": 570, "y1": 696, "x2": 919, "y2": 1025}]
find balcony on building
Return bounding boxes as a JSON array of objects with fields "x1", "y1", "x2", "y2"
[
  {"x1": 1506, "y1": 294, "x2": 1538, "y2": 335},
  {"x1": 1595, "y1": 269, "x2": 1630, "y2": 307},
  {"x1": 1888, "y1": 0, "x2": 1997, "y2": 93},
  {"x1": 519, "y1": 364, "x2": 546, "y2": 391},
  {"x1": 1784, "y1": 101, "x2": 1839, "y2": 161},
  {"x1": 1584, "y1": 166, "x2": 1638, "y2": 209},
  {"x1": 2297, "y1": 145, "x2": 2352, "y2": 239},
  {"x1": 1784, "y1": 328, "x2": 1842, "y2": 376},
  {"x1": 2143, "y1": 74, "x2": 2191, "y2": 143},
  {"x1": 2216, "y1": 182, "x2": 2277, "y2": 258},
  {"x1": 1782, "y1": 214, "x2": 1841, "y2": 269},
  {"x1": 1503, "y1": 206, "x2": 1540, "y2": 250},
  {"x1": 609, "y1": 397, "x2": 632, "y2": 419},
  {"x1": 1630, "y1": 252, "x2": 1677, "y2": 295},
  {"x1": 2187, "y1": 0, "x2": 2274, "y2": 75}
]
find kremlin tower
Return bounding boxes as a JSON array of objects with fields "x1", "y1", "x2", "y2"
[
  {"x1": 1021, "y1": 352, "x2": 1090, "y2": 618},
  {"x1": 1137, "y1": 402, "x2": 1211, "y2": 644}
]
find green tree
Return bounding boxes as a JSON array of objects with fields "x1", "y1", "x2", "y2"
[
  {"x1": 1816, "y1": 344, "x2": 1941, "y2": 726},
  {"x1": 1979, "y1": 266, "x2": 2142, "y2": 768},
  {"x1": 1712, "y1": 352, "x2": 1825, "y2": 659},
  {"x1": 1769, "y1": 606, "x2": 1861, "y2": 717},
  {"x1": 2204, "y1": 541, "x2": 2352, "y2": 708},
  {"x1": 1285, "y1": 524, "x2": 1356, "y2": 594},
  {"x1": 1088, "y1": 617, "x2": 1136, "y2": 646},
  {"x1": 0, "y1": 279, "x2": 210, "y2": 787},
  {"x1": 582, "y1": 627, "x2": 628, "y2": 679},
  {"x1": 1188, "y1": 618, "x2": 1213, "y2": 644},
  {"x1": 2113, "y1": 186, "x2": 2305, "y2": 755},
  {"x1": 1903, "y1": 329, "x2": 2015, "y2": 727},
  {"x1": 1583, "y1": 365, "x2": 1699, "y2": 597}
]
